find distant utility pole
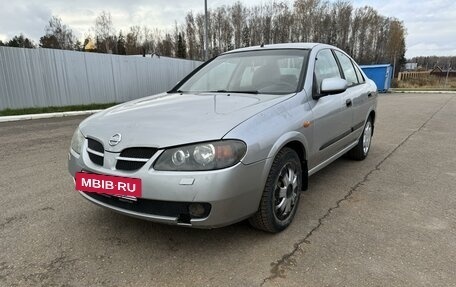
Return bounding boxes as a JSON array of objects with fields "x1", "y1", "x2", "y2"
[
  {"x1": 392, "y1": 52, "x2": 396, "y2": 80},
  {"x1": 444, "y1": 62, "x2": 451, "y2": 88},
  {"x1": 204, "y1": 0, "x2": 208, "y2": 61}
]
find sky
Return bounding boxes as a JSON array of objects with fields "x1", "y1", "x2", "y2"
[{"x1": 0, "y1": 0, "x2": 455, "y2": 58}]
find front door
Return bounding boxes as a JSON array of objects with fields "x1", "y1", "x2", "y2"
[{"x1": 308, "y1": 49, "x2": 353, "y2": 169}]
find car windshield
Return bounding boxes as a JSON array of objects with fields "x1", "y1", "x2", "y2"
[{"x1": 177, "y1": 49, "x2": 309, "y2": 95}]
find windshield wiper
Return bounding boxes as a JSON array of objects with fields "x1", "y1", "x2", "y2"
[{"x1": 210, "y1": 90, "x2": 260, "y2": 94}]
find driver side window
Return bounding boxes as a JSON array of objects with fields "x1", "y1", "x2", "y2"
[{"x1": 314, "y1": 49, "x2": 341, "y2": 94}]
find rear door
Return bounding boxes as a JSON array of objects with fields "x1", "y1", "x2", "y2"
[{"x1": 333, "y1": 50, "x2": 372, "y2": 141}]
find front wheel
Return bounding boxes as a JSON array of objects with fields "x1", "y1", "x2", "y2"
[
  {"x1": 348, "y1": 117, "x2": 373, "y2": 160},
  {"x1": 249, "y1": 148, "x2": 302, "y2": 233}
]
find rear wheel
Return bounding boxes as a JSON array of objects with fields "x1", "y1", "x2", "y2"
[
  {"x1": 249, "y1": 148, "x2": 302, "y2": 233},
  {"x1": 348, "y1": 117, "x2": 373, "y2": 160}
]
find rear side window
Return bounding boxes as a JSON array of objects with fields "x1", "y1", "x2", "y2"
[
  {"x1": 355, "y1": 66, "x2": 365, "y2": 83},
  {"x1": 334, "y1": 50, "x2": 359, "y2": 86},
  {"x1": 314, "y1": 49, "x2": 341, "y2": 90}
]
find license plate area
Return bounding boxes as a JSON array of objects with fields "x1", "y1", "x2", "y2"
[{"x1": 75, "y1": 172, "x2": 142, "y2": 198}]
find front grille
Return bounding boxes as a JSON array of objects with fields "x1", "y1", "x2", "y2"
[
  {"x1": 115, "y1": 147, "x2": 157, "y2": 171},
  {"x1": 84, "y1": 192, "x2": 211, "y2": 219},
  {"x1": 116, "y1": 160, "x2": 145, "y2": 171},
  {"x1": 88, "y1": 138, "x2": 103, "y2": 152},
  {"x1": 120, "y1": 148, "x2": 157, "y2": 159},
  {"x1": 87, "y1": 138, "x2": 104, "y2": 166}
]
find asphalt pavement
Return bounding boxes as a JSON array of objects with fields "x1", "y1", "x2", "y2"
[{"x1": 0, "y1": 93, "x2": 455, "y2": 286}]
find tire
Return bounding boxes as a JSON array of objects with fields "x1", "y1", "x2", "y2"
[
  {"x1": 249, "y1": 147, "x2": 302, "y2": 233},
  {"x1": 348, "y1": 117, "x2": 373, "y2": 161}
]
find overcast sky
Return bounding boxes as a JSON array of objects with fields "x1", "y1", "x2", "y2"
[{"x1": 0, "y1": 0, "x2": 454, "y2": 58}]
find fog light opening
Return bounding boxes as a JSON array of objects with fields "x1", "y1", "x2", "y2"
[
  {"x1": 177, "y1": 213, "x2": 191, "y2": 224},
  {"x1": 188, "y1": 203, "x2": 206, "y2": 218}
]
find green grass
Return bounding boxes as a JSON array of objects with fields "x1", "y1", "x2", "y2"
[{"x1": 0, "y1": 103, "x2": 119, "y2": 116}]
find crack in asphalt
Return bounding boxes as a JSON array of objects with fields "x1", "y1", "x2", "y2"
[
  {"x1": 0, "y1": 214, "x2": 27, "y2": 230},
  {"x1": 22, "y1": 252, "x2": 79, "y2": 285},
  {"x1": 260, "y1": 95, "x2": 454, "y2": 286}
]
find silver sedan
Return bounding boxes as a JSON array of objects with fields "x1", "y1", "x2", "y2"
[{"x1": 68, "y1": 43, "x2": 377, "y2": 233}]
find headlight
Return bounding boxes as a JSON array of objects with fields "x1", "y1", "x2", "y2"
[
  {"x1": 154, "y1": 140, "x2": 247, "y2": 171},
  {"x1": 70, "y1": 128, "x2": 85, "y2": 154}
]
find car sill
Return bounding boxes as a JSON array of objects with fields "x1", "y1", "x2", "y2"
[{"x1": 308, "y1": 140, "x2": 358, "y2": 176}]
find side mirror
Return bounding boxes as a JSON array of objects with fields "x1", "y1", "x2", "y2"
[{"x1": 318, "y1": 78, "x2": 348, "y2": 98}]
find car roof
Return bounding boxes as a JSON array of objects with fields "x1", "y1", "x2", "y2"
[{"x1": 223, "y1": 42, "x2": 333, "y2": 54}]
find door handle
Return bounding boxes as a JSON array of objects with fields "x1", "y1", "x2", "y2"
[
  {"x1": 346, "y1": 99, "x2": 352, "y2": 107},
  {"x1": 367, "y1": 93, "x2": 373, "y2": 98}
]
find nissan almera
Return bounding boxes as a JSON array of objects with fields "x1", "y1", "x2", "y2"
[{"x1": 69, "y1": 43, "x2": 377, "y2": 233}]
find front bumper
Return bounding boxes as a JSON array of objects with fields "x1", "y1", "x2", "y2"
[{"x1": 68, "y1": 146, "x2": 270, "y2": 228}]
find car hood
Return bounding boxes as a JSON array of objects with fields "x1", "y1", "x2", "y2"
[{"x1": 80, "y1": 92, "x2": 289, "y2": 151}]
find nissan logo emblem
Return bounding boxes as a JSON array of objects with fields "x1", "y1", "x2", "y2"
[{"x1": 109, "y1": 133, "x2": 122, "y2": 146}]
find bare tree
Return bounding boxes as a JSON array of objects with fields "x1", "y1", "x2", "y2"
[
  {"x1": 94, "y1": 11, "x2": 116, "y2": 53},
  {"x1": 142, "y1": 26, "x2": 155, "y2": 54},
  {"x1": 185, "y1": 12, "x2": 198, "y2": 59},
  {"x1": 332, "y1": 1, "x2": 352, "y2": 50},
  {"x1": 230, "y1": 2, "x2": 247, "y2": 48},
  {"x1": 248, "y1": 6, "x2": 262, "y2": 45},
  {"x1": 293, "y1": 0, "x2": 322, "y2": 42},
  {"x1": 386, "y1": 19, "x2": 407, "y2": 75},
  {"x1": 39, "y1": 16, "x2": 76, "y2": 50},
  {"x1": 272, "y1": 2, "x2": 293, "y2": 44},
  {"x1": 125, "y1": 26, "x2": 141, "y2": 55}
]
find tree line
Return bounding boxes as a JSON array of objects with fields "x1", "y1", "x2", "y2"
[
  {"x1": 0, "y1": 0, "x2": 407, "y2": 66},
  {"x1": 409, "y1": 56, "x2": 456, "y2": 70},
  {"x1": 0, "y1": 34, "x2": 36, "y2": 49}
]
